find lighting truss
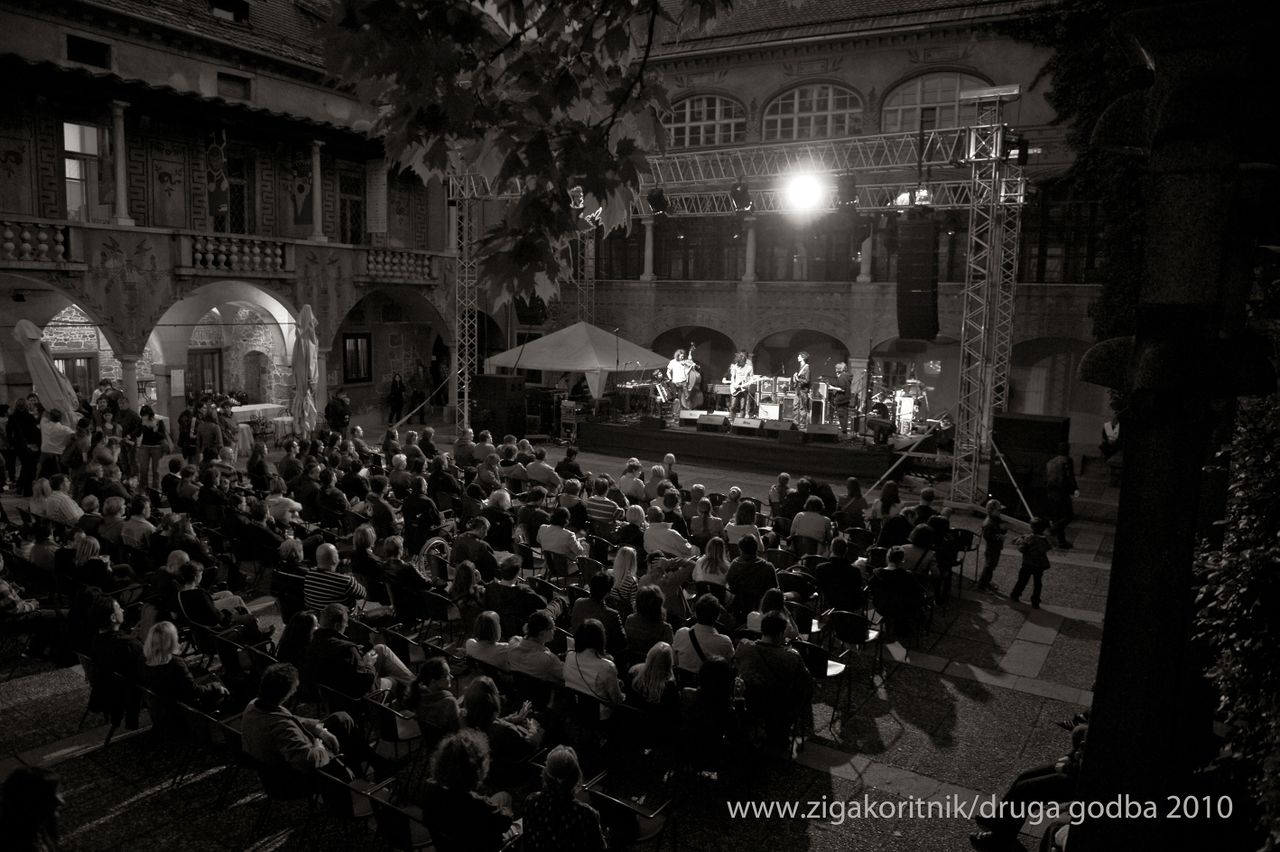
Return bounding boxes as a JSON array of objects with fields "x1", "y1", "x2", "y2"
[
  {"x1": 450, "y1": 188, "x2": 479, "y2": 434},
  {"x1": 951, "y1": 90, "x2": 1025, "y2": 507}
]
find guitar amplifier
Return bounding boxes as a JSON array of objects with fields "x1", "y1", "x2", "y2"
[
  {"x1": 711, "y1": 383, "x2": 732, "y2": 395},
  {"x1": 758, "y1": 377, "x2": 776, "y2": 396}
]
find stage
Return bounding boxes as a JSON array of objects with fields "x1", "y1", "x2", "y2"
[{"x1": 576, "y1": 420, "x2": 901, "y2": 480}]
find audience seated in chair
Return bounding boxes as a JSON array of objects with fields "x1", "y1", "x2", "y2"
[
  {"x1": 420, "y1": 729, "x2": 515, "y2": 852},
  {"x1": 672, "y1": 594, "x2": 734, "y2": 675},
  {"x1": 302, "y1": 603, "x2": 413, "y2": 701},
  {"x1": 734, "y1": 610, "x2": 814, "y2": 749},
  {"x1": 726, "y1": 535, "x2": 778, "y2": 624},
  {"x1": 303, "y1": 543, "x2": 367, "y2": 611},
  {"x1": 522, "y1": 745, "x2": 607, "y2": 852},
  {"x1": 409, "y1": 656, "x2": 461, "y2": 733},
  {"x1": 570, "y1": 574, "x2": 626, "y2": 656},
  {"x1": 506, "y1": 609, "x2": 564, "y2": 684},
  {"x1": 465, "y1": 610, "x2": 513, "y2": 671}
]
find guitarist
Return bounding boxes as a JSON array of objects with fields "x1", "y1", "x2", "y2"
[
  {"x1": 791, "y1": 351, "x2": 812, "y2": 428},
  {"x1": 725, "y1": 351, "x2": 755, "y2": 417}
]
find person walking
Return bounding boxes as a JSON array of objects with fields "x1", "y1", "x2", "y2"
[
  {"x1": 1009, "y1": 517, "x2": 1053, "y2": 609},
  {"x1": 1043, "y1": 443, "x2": 1078, "y2": 549},
  {"x1": 388, "y1": 372, "x2": 406, "y2": 425}
]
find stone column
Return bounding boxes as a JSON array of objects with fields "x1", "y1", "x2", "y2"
[
  {"x1": 310, "y1": 141, "x2": 327, "y2": 242},
  {"x1": 314, "y1": 348, "x2": 330, "y2": 418},
  {"x1": 118, "y1": 354, "x2": 140, "y2": 409},
  {"x1": 640, "y1": 216, "x2": 656, "y2": 282},
  {"x1": 741, "y1": 215, "x2": 758, "y2": 284},
  {"x1": 154, "y1": 369, "x2": 172, "y2": 421},
  {"x1": 109, "y1": 101, "x2": 134, "y2": 226},
  {"x1": 857, "y1": 226, "x2": 873, "y2": 283}
]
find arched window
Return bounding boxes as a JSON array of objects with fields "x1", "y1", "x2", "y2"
[
  {"x1": 667, "y1": 95, "x2": 747, "y2": 148},
  {"x1": 762, "y1": 84, "x2": 863, "y2": 141},
  {"x1": 880, "y1": 72, "x2": 988, "y2": 133}
]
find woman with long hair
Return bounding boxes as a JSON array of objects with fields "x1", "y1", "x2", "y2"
[
  {"x1": 628, "y1": 641, "x2": 679, "y2": 709},
  {"x1": 838, "y1": 476, "x2": 868, "y2": 527},
  {"x1": 388, "y1": 372, "x2": 406, "y2": 425},
  {"x1": 724, "y1": 499, "x2": 761, "y2": 546},
  {"x1": 688, "y1": 497, "x2": 724, "y2": 546},
  {"x1": 448, "y1": 559, "x2": 485, "y2": 626},
  {"x1": 136, "y1": 405, "x2": 170, "y2": 491},
  {"x1": 521, "y1": 746, "x2": 607, "y2": 852},
  {"x1": 245, "y1": 441, "x2": 272, "y2": 492},
  {"x1": 867, "y1": 480, "x2": 902, "y2": 539},
  {"x1": 692, "y1": 536, "x2": 731, "y2": 586},
  {"x1": 607, "y1": 546, "x2": 639, "y2": 613}
]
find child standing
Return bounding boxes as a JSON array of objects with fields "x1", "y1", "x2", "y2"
[
  {"x1": 1010, "y1": 517, "x2": 1053, "y2": 609},
  {"x1": 977, "y1": 499, "x2": 1005, "y2": 592}
]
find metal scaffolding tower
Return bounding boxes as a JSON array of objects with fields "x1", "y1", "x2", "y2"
[
  {"x1": 951, "y1": 85, "x2": 1025, "y2": 506},
  {"x1": 450, "y1": 187, "x2": 480, "y2": 435}
]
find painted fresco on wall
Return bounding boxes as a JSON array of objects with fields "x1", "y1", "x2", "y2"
[
  {"x1": 284, "y1": 156, "x2": 313, "y2": 227},
  {"x1": 207, "y1": 133, "x2": 229, "y2": 216},
  {"x1": 0, "y1": 130, "x2": 33, "y2": 214},
  {"x1": 151, "y1": 141, "x2": 187, "y2": 228}
]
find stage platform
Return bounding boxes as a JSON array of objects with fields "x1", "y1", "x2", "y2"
[{"x1": 577, "y1": 421, "x2": 900, "y2": 480}]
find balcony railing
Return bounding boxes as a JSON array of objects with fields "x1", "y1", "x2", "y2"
[
  {"x1": 0, "y1": 219, "x2": 73, "y2": 263},
  {"x1": 359, "y1": 247, "x2": 436, "y2": 282},
  {"x1": 188, "y1": 235, "x2": 291, "y2": 275}
]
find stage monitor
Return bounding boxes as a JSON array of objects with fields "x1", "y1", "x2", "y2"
[
  {"x1": 806, "y1": 424, "x2": 840, "y2": 443},
  {"x1": 697, "y1": 414, "x2": 729, "y2": 432}
]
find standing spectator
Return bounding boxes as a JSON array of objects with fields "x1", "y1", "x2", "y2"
[
  {"x1": 8, "y1": 398, "x2": 41, "y2": 496},
  {"x1": 977, "y1": 499, "x2": 1006, "y2": 592},
  {"x1": 387, "y1": 372, "x2": 406, "y2": 425},
  {"x1": 1043, "y1": 443, "x2": 1078, "y2": 548},
  {"x1": 0, "y1": 404, "x2": 11, "y2": 492},
  {"x1": 135, "y1": 405, "x2": 169, "y2": 491},
  {"x1": 176, "y1": 397, "x2": 199, "y2": 463},
  {"x1": 38, "y1": 410, "x2": 75, "y2": 478},
  {"x1": 325, "y1": 388, "x2": 352, "y2": 437},
  {"x1": 1009, "y1": 518, "x2": 1054, "y2": 609},
  {"x1": 115, "y1": 396, "x2": 142, "y2": 479}
]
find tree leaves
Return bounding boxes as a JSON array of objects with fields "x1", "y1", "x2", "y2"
[{"x1": 324, "y1": 0, "x2": 736, "y2": 305}]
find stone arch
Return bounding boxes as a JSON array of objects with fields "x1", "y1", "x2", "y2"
[
  {"x1": 0, "y1": 272, "x2": 132, "y2": 405},
  {"x1": 146, "y1": 280, "x2": 298, "y2": 418},
  {"x1": 650, "y1": 326, "x2": 737, "y2": 387},
  {"x1": 1010, "y1": 336, "x2": 1107, "y2": 448},
  {"x1": 750, "y1": 328, "x2": 850, "y2": 378},
  {"x1": 328, "y1": 286, "x2": 457, "y2": 417}
]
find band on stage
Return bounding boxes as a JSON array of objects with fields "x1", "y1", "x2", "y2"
[{"x1": 603, "y1": 346, "x2": 951, "y2": 446}]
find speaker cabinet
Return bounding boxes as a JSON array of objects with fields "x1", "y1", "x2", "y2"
[
  {"x1": 990, "y1": 413, "x2": 1071, "y2": 521},
  {"x1": 896, "y1": 218, "x2": 940, "y2": 340},
  {"x1": 757, "y1": 403, "x2": 780, "y2": 420},
  {"x1": 471, "y1": 373, "x2": 525, "y2": 401},
  {"x1": 761, "y1": 419, "x2": 794, "y2": 436},
  {"x1": 806, "y1": 424, "x2": 840, "y2": 443},
  {"x1": 678, "y1": 409, "x2": 705, "y2": 427},
  {"x1": 731, "y1": 417, "x2": 762, "y2": 435},
  {"x1": 697, "y1": 414, "x2": 729, "y2": 432}
]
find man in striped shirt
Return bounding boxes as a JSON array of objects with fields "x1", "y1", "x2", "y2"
[
  {"x1": 303, "y1": 544, "x2": 367, "y2": 611},
  {"x1": 584, "y1": 478, "x2": 622, "y2": 525}
]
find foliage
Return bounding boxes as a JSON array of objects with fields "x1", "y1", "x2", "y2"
[
  {"x1": 1000, "y1": 0, "x2": 1151, "y2": 340},
  {"x1": 1194, "y1": 394, "x2": 1280, "y2": 850},
  {"x1": 324, "y1": 0, "x2": 735, "y2": 306}
]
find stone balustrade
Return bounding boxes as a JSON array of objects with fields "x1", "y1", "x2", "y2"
[
  {"x1": 190, "y1": 234, "x2": 289, "y2": 274},
  {"x1": 363, "y1": 247, "x2": 435, "y2": 281},
  {"x1": 0, "y1": 219, "x2": 71, "y2": 262}
]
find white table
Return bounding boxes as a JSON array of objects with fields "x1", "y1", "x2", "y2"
[{"x1": 230, "y1": 403, "x2": 284, "y2": 424}]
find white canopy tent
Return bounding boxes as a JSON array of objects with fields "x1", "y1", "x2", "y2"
[{"x1": 482, "y1": 321, "x2": 669, "y2": 398}]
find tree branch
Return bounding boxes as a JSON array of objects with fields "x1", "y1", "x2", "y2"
[{"x1": 604, "y1": 0, "x2": 659, "y2": 139}]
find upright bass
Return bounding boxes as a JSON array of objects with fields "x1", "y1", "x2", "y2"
[{"x1": 682, "y1": 342, "x2": 704, "y2": 410}]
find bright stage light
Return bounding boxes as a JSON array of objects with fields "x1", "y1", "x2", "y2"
[{"x1": 784, "y1": 173, "x2": 825, "y2": 211}]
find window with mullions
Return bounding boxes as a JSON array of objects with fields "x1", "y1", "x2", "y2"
[
  {"x1": 339, "y1": 172, "x2": 365, "y2": 244},
  {"x1": 1018, "y1": 187, "x2": 1102, "y2": 284},
  {"x1": 880, "y1": 72, "x2": 987, "y2": 134},
  {"x1": 667, "y1": 96, "x2": 747, "y2": 149},
  {"x1": 214, "y1": 155, "x2": 254, "y2": 234},
  {"x1": 343, "y1": 333, "x2": 372, "y2": 383},
  {"x1": 599, "y1": 227, "x2": 645, "y2": 280},
  {"x1": 654, "y1": 217, "x2": 743, "y2": 281},
  {"x1": 755, "y1": 215, "x2": 859, "y2": 282},
  {"x1": 189, "y1": 349, "x2": 223, "y2": 394},
  {"x1": 63, "y1": 121, "x2": 107, "y2": 222},
  {"x1": 763, "y1": 85, "x2": 863, "y2": 141},
  {"x1": 54, "y1": 356, "x2": 98, "y2": 394}
]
